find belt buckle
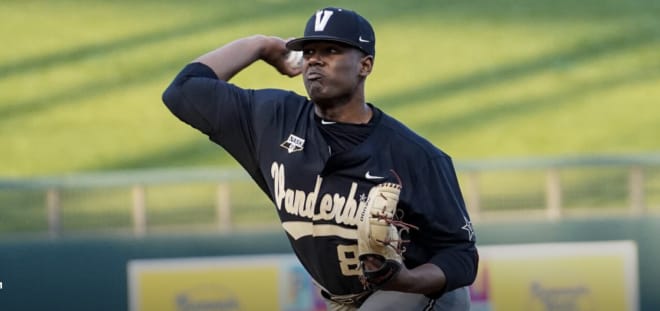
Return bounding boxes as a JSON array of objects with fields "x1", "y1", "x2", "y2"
[
  {"x1": 333, "y1": 296, "x2": 358, "y2": 305},
  {"x1": 322, "y1": 290, "x2": 370, "y2": 306}
]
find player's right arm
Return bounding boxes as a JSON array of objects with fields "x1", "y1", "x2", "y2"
[
  {"x1": 196, "y1": 35, "x2": 301, "y2": 81},
  {"x1": 161, "y1": 35, "x2": 300, "y2": 135},
  {"x1": 161, "y1": 35, "x2": 302, "y2": 190}
]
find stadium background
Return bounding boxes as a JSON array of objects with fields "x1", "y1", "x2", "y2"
[{"x1": 1, "y1": 0, "x2": 659, "y2": 310}]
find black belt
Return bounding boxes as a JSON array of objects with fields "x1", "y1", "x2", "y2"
[{"x1": 321, "y1": 289, "x2": 372, "y2": 307}]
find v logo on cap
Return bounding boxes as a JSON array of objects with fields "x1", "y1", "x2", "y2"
[
  {"x1": 286, "y1": 7, "x2": 376, "y2": 57},
  {"x1": 314, "y1": 10, "x2": 334, "y2": 31}
]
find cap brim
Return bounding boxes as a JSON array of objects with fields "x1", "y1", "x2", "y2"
[{"x1": 286, "y1": 36, "x2": 364, "y2": 52}]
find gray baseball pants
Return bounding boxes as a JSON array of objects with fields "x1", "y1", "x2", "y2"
[{"x1": 324, "y1": 286, "x2": 471, "y2": 311}]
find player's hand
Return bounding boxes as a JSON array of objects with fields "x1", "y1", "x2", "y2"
[
  {"x1": 260, "y1": 36, "x2": 303, "y2": 77},
  {"x1": 379, "y1": 263, "x2": 448, "y2": 295},
  {"x1": 362, "y1": 255, "x2": 405, "y2": 290}
]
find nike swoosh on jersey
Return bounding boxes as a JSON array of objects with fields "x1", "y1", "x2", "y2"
[
  {"x1": 321, "y1": 120, "x2": 336, "y2": 125},
  {"x1": 365, "y1": 171, "x2": 384, "y2": 179}
]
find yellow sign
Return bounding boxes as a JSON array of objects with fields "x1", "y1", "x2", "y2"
[
  {"x1": 470, "y1": 241, "x2": 638, "y2": 311},
  {"x1": 128, "y1": 255, "x2": 323, "y2": 311},
  {"x1": 128, "y1": 241, "x2": 638, "y2": 311}
]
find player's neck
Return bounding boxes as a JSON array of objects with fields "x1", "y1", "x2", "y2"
[
  {"x1": 313, "y1": 87, "x2": 373, "y2": 124},
  {"x1": 315, "y1": 100, "x2": 372, "y2": 124}
]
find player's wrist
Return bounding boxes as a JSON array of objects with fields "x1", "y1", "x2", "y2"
[
  {"x1": 404, "y1": 264, "x2": 447, "y2": 294},
  {"x1": 255, "y1": 36, "x2": 283, "y2": 61},
  {"x1": 381, "y1": 263, "x2": 412, "y2": 291},
  {"x1": 378, "y1": 263, "x2": 446, "y2": 295}
]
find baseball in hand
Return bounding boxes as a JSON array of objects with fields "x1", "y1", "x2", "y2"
[{"x1": 285, "y1": 51, "x2": 303, "y2": 69}]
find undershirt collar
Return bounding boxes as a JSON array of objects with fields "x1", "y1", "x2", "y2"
[{"x1": 314, "y1": 104, "x2": 380, "y2": 154}]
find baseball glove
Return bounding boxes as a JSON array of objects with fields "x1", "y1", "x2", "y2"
[{"x1": 357, "y1": 180, "x2": 417, "y2": 289}]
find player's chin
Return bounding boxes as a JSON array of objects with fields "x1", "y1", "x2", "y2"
[{"x1": 305, "y1": 84, "x2": 329, "y2": 101}]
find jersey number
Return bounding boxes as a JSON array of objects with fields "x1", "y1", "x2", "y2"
[{"x1": 336, "y1": 244, "x2": 361, "y2": 276}]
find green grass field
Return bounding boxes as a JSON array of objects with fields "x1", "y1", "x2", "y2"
[{"x1": 1, "y1": 0, "x2": 659, "y2": 234}]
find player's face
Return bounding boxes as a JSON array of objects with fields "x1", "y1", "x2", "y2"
[{"x1": 301, "y1": 41, "x2": 371, "y2": 106}]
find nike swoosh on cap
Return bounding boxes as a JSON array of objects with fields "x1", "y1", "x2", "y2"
[{"x1": 358, "y1": 36, "x2": 370, "y2": 43}]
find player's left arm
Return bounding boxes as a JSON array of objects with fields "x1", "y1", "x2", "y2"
[
  {"x1": 364, "y1": 259, "x2": 447, "y2": 294},
  {"x1": 380, "y1": 155, "x2": 478, "y2": 296}
]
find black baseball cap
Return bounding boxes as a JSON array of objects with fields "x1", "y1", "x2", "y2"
[{"x1": 286, "y1": 7, "x2": 375, "y2": 57}]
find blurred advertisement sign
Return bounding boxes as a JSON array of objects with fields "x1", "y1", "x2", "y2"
[
  {"x1": 128, "y1": 255, "x2": 325, "y2": 311},
  {"x1": 128, "y1": 241, "x2": 637, "y2": 311},
  {"x1": 470, "y1": 240, "x2": 638, "y2": 311}
]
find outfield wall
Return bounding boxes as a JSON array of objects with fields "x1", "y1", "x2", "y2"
[{"x1": 0, "y1": 216, "x2": 658, "y2": 311}]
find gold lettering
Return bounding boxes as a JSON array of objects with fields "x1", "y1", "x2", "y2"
[
  {"x1": 337, "y1": 244, "x2": 361, "y2": 276},
  {"x1": 271, "y1": 162, "x2": 285, "y2": 210},
  {"x1": 319, "y1": 194, "x2": 335, "y2": 220},
  {"x1": 285, "y1": 189, "x2": 297, "y2": 215},
  {"x1": 339, "y1": 183, "x2": 359, "y2": 225},
  {"x1": 332, "y1": 194, "x2": 346, "y2": 224},
  {"x1": 304, "y1": 176, "x2": 322, "y2": 219},
  {"x1": 295, "y1": 190, "x2": 307, "y2": 217},
  {"x1": 270, "y1": 161, "x2": 366, "y2": 226}
]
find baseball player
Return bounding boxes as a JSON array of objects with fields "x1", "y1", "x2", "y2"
[{"x1": 163, "y1": 7, "x2": 478, "y2": 311}]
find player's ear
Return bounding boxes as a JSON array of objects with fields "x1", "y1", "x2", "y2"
[{"x1": 359, "y1": 55, "x2": 374, "y2": 77}]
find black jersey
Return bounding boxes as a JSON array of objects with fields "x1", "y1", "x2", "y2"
[{"x1": 163, "y1": 62, "x2": 478, "y2": 297}]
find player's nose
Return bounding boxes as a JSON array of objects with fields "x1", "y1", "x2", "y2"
[{"x1": 304, "y1": 52, "x2": 324, "y2": 67}]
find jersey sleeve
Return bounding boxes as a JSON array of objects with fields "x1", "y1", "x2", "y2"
[
  {"x1": 164, "y1": 62, "x2": 260, "y2": 134},
  {"x1": 404, "y1": 154, "x2": 479, "y2": 297},
  {"x1": 161, "y1": 62, "x2": 284, "y2": 188}
]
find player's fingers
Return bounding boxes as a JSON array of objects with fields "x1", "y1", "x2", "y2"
[
  {"x1": 280, "y1": 50, "x2": 303, "y2": 77},
  {"x1": 287, "y1": 67, "x2": 303, "y2": 77},
  {"x1": 279, "y1": 66, "x2": 302, "y2": 78}
]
